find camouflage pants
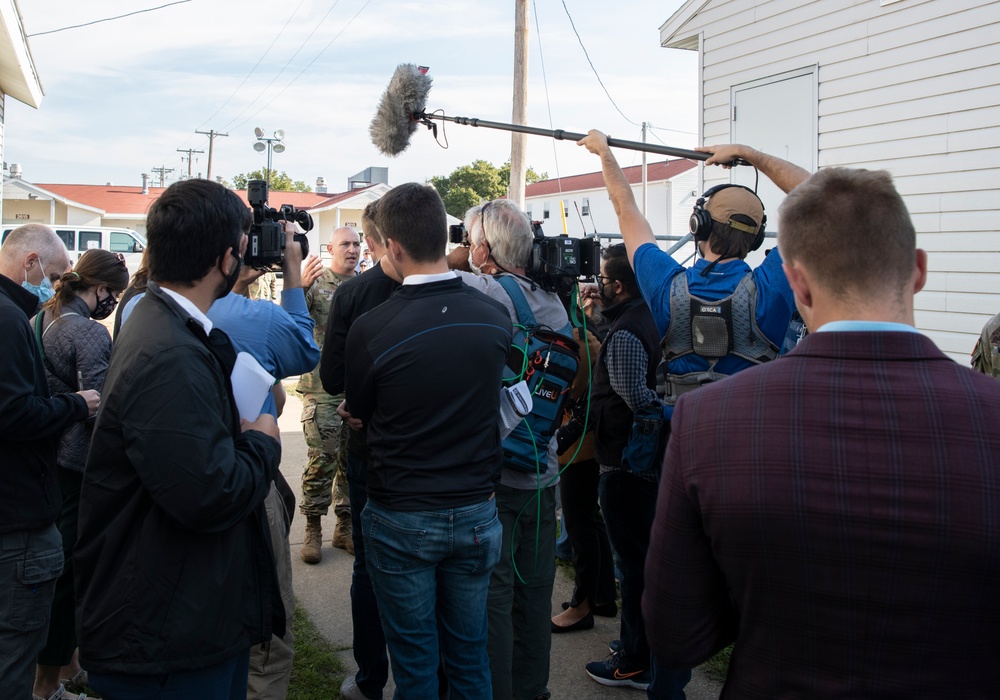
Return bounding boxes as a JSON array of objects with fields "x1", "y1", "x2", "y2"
[{"x1": 299, "y1": 395, "x2": 350, "y2": 519}]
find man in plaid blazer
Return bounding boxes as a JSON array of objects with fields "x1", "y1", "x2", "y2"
[{"x1": 643, "y1": 159, "x2": 1000, "y2": 698}]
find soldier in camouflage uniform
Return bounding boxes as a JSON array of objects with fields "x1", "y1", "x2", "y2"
[
  {"x1": 298, "y1": 226, "x2": 361, "y2": 563},
  {"x1": 972, "y1": 310, "x2": 1000, "y2": 379}
]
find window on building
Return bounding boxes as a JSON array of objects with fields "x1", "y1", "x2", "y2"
[
  {"x1": 543, "y1": 202, "x2": 550, "y2": 219},
  {"x1": 581, "y1": 198, "x2": 590, "y2": 216}
]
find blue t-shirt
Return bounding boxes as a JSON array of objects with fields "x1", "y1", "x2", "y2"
[
  {"x1": 633, "y1": 242, "x2": 796, "y2": 380},
  {"x1": 122, "y1": 289, "x2": 320, "y2": 417}
]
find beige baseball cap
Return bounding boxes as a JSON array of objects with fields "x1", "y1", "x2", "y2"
[{"x1": 706, "y1": 187, "x2": 764, "y2": 235}]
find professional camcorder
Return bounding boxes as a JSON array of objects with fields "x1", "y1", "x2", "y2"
[
  {"x1": 245, "y1": 179, "x2": 313, "y2": 270},
  {"x1": 450, "y1": 221, "x2": 600, "y2": 295},
  {"x1": 527, "y1": 223, "x2": 601, "y2": 295}
]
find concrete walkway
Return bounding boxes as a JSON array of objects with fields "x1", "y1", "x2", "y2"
[{"x1": 277, "y1": 389, "x2": 723, "y2": 699}]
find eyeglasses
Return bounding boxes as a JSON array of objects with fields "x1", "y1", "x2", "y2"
[
  {"x1": 596, "y1": 275, "x2": 616, "y2": 293},
  {"x1": 114, "y1": 253, "x2": 127, "y2": 266}
]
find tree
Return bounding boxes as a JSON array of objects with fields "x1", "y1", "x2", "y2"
[
  {"x1": 231, "y1": 170, "x2": 311, "y2": 192},
  {"x1": 430, "y1": 160, "x2": 547, "y2": 218}
]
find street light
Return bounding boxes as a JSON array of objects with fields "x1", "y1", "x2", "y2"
[{"x1": 253, "y1": 127, "x2": 286, "y2": 188}]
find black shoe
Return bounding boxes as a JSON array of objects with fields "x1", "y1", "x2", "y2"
[
  {"x1": 592, "y1": 601, "x2": 618, "y2": 617},
  {"x1": 608, "y1": 639, "x2": 621, "y2": 653},
  {"x1": 551, "y1": 611, "x2": 595, "y2": 633},
  {"x1": 585, "y1": 650, "x2": 651, "y2": 690}
]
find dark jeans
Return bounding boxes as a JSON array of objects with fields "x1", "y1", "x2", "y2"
[
  {"x1": 347, "y1": 451, "x2": 389, "y2": 699},
  {"x1": 362, "y1": 497, "x2": 501, "y2": 700},
  {"x1": 559, "y1": 458, "x2": 616, "y2": 608},
  {"x1": 90, "y1": 649, "x2": 250, "y2": 700},
  {"x1": 599, "y1": 469, "x2": 690, "y2": 700},
  {"x1": 38, "y1": 468, "x2": 81, "y2": 667}
]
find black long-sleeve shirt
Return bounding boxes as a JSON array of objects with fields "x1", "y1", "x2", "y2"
[
  {"x1": 320, "y1": 261, "x2": 400, "y2": 458},
  {"x1": 345, "y1": 276, "x2": 512, "y2": 511}
]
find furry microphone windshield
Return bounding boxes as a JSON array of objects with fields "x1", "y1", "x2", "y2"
[{"x1": 370, "y1": 64, "x2": 432, "y2": 156}]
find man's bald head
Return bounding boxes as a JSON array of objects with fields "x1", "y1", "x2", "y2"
[
  {"x1": 327, "y1": 226, "x2": 361, "y2": 276},
  {"x1": 0, "y1": 223, "x2": 71, "y2": 286}
]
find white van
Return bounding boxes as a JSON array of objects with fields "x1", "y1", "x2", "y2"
[{"x1": 1, "y1": 225, "x2": 146, "y2": 273}]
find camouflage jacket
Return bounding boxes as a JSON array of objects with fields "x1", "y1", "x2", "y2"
[
  {"x1": 971, "y1": 310, "x2": 1000, "y2": 379},
  {"x1": 296, "y1": 268, "x2": 353, "y2": 397}
]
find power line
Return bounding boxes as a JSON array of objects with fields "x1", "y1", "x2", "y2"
[
  {"x1": 218, "y1": 0, "x2": 346, "y2": 133},
  {"x1": 531, "y1": 0, "x2": 562, "y2": 194},
  {"x1": 558, "y1": 0, "x2": 640, "y2": 128},
  {"x1": 28, "y1": 1, "x2": 191, "y2": 37},
  {"x1": 230, "y1": 0, "x2": 373, "y2": 133},
  {"x1": 195, "y1": 0, "x2": 309, "y2": 132}
]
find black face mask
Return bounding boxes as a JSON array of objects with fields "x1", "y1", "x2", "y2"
[
  {"x1": 220, "y1": 250, "x2": 243, "y2": 299},
  {"x1": 91, "y1": 291, "x2": 119, "y2": 320}
]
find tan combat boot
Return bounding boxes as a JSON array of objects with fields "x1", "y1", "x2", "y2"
[
  {"x1": 332, "y1": 517, "x2": 355, "y2": 556},
  {"x1": 301, "y1": 515, "x2": 323, "y2": 564}
]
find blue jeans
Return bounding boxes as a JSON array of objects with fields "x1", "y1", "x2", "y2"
[
  {"x1": 362, "y1": 497, "x2": 501, "y2": 700},
  {"x1": 0, "y1": 523, "x2": 63, "y2": 698},
  {"x1": 599, "y1": 469, "x2": 690, "y2": 700},
  {"x1": 90, "y1": 649, "x2": 250, "y2": 700},
  {"x1": 347, "y1": 451, "x2": 389, "y2": 699}
]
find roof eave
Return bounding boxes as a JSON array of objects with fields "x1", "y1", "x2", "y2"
[
  {"x1": 659, "y1": 0, "x2": 710, "y2": 50},
  {"x1": 0, "y1": 0, "x2": 43, "y2": 108}
]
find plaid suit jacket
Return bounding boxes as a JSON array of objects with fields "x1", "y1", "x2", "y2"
[{"x1": 644, "y1": 330, "x2": 1000, "y2": 698}]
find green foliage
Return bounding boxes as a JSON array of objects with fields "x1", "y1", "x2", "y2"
[
  {"x1": 232, "y1": 170, "x2": 312, "y2": 192},
  {"x1": 699, "y1": 644, "x2": 733, "y2": 683},
  {"x1": 289, "y1": 605, "x2": 346, "y2": 700},
  {"x1": 430, "y1": 160, "x2": 548, "y2": 218}
]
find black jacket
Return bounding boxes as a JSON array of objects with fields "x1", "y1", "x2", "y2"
[
  {"x1": 592, "y1": 296, "x2": 660, "y2": 467},
  {"x1": 320, "y1": 261, "x2": 400, "y2": 459},
  {"x1": 0, "y1": 274, "x2": 88, "y2": 533},
  {"x1": 345, "y1": 277, "x2": 512, "y2": 510},
  {"x1": 75, "y1": 282, "x2": 283, "y2": 675}
]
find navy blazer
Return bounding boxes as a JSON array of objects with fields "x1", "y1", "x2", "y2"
[{"x1": 644, "y1": 330, "x2": 1000, "y2": 698}]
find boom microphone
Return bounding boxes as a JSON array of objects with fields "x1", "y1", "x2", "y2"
[
  {"x1": 369, "y1": 64, "x2": 432, "y2": 157},
  {"x1": 369, "y1": 63, "x2": 723, "y2": 163}
]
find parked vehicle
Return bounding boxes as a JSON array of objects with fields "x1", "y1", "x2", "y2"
[{"x1": 1, "y1": 225, "x2": 146, "y2": 271}]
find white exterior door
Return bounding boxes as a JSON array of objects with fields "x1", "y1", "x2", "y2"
[{"x1": 730, "y1": 67, "x2": 817, "y2": 231}]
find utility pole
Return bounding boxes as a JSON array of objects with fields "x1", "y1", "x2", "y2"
[
  {"x1": 195, "y1": 129, "x2": 229, "y2": 180},
  {"x1": 176, "y1": 148, "x2": 204, "y2": 179},
  {"x1": 641, "y1": 122, "x2": 648, "y2": 216},
  {"x1": 509, "y1": 0, "x2": 529, "y2": 210},
  {"x1": 150, "y1": 165, "x2": 174, "y2": 188}
]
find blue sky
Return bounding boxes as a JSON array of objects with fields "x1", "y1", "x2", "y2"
[{"x1": 5, "y1": 0, "x2": 696, "y2": 191}]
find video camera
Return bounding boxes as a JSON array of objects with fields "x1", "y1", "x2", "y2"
[
  {"x1": 245, "y1": 179, "x2": 313, "y2": 270},
  {"x1": 449, "y1": 221, "x2": 600, "y2": 295},
  {"x1": 527, "y1": 223, "x2": 601, "y2": 295}
]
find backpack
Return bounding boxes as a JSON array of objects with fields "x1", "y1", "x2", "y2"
[{"x1": 496, "y1": 275, "x2": 580, "y2": 473}]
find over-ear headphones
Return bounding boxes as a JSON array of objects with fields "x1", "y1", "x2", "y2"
[{"x1": 689, "y1": 184, "x2": 767, "y2": 252}]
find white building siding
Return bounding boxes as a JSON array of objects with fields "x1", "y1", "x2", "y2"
[
  {"x1": 663, "y1": 0, "x2": 1000, "y2": 361},
  {"x1": 524, "y1": 169, "x2": 698, "y2": 246}
]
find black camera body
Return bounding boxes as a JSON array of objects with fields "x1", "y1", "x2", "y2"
[
  {"x1": 449, "y1": 223, "x2": 468, "y2": 245},
  {"x1": 527, "y1": 223, "x2": 601, "y2": 295},
  {"x1": 245, "y1": 179, "x2": 313, "y2": 270}
]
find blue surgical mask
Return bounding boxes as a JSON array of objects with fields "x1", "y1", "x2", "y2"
[{"x1": 22, "y1": 258, "x2": 55, "y2": 303}]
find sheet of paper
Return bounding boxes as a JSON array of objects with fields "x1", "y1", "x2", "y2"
[
  {"x1": 498, "y1": 381, "x2": 533, "y2": 440},
  {"x1": 231, "y1": 352, "x2": 275, "y2": 422}
]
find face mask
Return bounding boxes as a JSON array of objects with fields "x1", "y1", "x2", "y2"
[
  {"x1": 91, "y1": 290, "x2": 118, "y2": 320},
  {"x1": 22, "y1": 258, "x2": 55, "y2": 303},
  {"x1": 220, "y1": 250, "x2": 243, "y2": 299},
  {"x1": 468, "y1": 246, "x2": 483, "y2": 275}
]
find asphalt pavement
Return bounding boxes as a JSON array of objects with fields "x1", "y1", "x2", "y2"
[{"x1": 277, "y1": 388, "x2": 723, "y2": 699}]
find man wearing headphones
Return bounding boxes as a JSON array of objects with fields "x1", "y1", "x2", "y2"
[
  {"x1": 577, "y1": 134, "x2": 809, "y2": 697},
  {"x1": 578, "y1": 133, "x2": 810, "y2": 418}
]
